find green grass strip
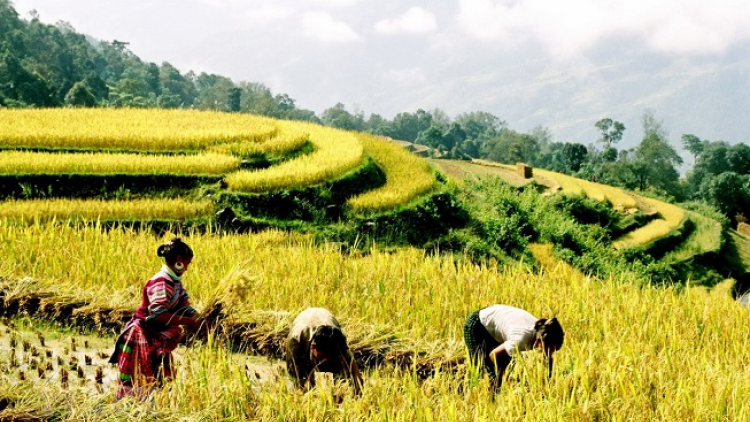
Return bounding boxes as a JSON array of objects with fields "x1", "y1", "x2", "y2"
[{"x1": 663, "y1": 211, "x2": 723, "y2": 263}]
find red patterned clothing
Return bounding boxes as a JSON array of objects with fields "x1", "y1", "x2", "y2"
[
  {"x1": 133, "y1": 265, "x2": 196, "y2": 326},
  {"x1": 110, "y1": 266, "x2": 197, "y2": 399}
]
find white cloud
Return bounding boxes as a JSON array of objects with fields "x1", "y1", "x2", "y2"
[
  {"x1": 457, "y1": 0, "x2": 750, "y2": 55},
  {"x1": 383, "y1": 68, "x2": 428, "y2": 86},
  {"x1": 195, "y1": 0, "x2": 249, "y2": 7},
  {"x1": 375, "y1": 7, "x2": 437, "y2": 34},
  {"x1": 302, "y1": 11, "x2": 361, "y2": 43},
  {"x1": 244, "y1": 5, "x2": 296, "y2": 26},
  {"x1": 310, "y1": 0, "x2": 362, "y2": 7}
]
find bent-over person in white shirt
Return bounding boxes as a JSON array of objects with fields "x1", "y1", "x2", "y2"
[{"x1": 463, "y1": 304, "x2": 564, "y2": 392}]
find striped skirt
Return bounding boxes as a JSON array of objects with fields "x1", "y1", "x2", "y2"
[{"x1": 110, "y1": 321, "x2": 182, "y2": 400}]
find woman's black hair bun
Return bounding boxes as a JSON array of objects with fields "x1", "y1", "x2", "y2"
[
  {"x1": 157, "y1": 244, "x2": 168, "y2": 257},
  {"x1": 156, "y1": 237, "x2": 193, "y2": 261}
]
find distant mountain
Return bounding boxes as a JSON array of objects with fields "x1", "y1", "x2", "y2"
[{"x1": 316, "y1": 40, "x2": 750, "y2": 159}]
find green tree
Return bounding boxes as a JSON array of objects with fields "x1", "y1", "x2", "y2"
[
  {"x1": 630, "y1": 112, "x2": 683, "y2": 195},
  {"x1": 109, "y1": 72, "x2": 153, "y2": 107},
  {"x1": 321, "y1": 102, "x2": 364, "y2": 131},
  {"x1": 443, "y1": 122, "x2": 467, "y2": 152},
  {"x1": 483, "y1": 129, "x2": 538, "y2": 164},
  {"x1": 64, "y1": 80, "x2": 96, "y2": 106},
  {"x1": 727, "y1": 143, "x2": 750, "y2": 174},
  {"x1": 702, "y1": 172, "x2": 750, "y2": 218},
  {"x1": 380, "y1": 109, "x2": 432, "y2": 142},
  {"x1": 239, "y1": 82, "x2": 276, "y2": 114},
  {"x1": 193, "y1": 72, "x2": 235, "y2": 111},
  {"x1": 273, "y1": 93, "x2": 299, "y2": 119},
  {"x1": 594, "y1": 118, "x2": 625, "y2": 150},
  {"x1": 0, "y1": 0, "x2": 21, "y2": 37},
  {"x1": 0, "y1": 50, "x2": 58, "y2": 106},
  {"x1": 415, "y1": 125, "x2": 444, "y2": 149},
  {"x1": 286, "y1": 107, "x2": 320, "y2": 123},
  {"x1": 600, "y1": 146, "x2": 618, "y2": 163},
  {"x1": 98, "y1": 40, "x2": 133, "y2": 83},
  {"x1": 82, "y1": 73, "x2": 108, "y2": 102},
  {"x1": 158, "y1": 61, "x2": 196, "y2": 107},
  {"x1": 562, "y1": 143, "x2": 588, "y2": 172},
  {"x1": 684, "y1": 140, "x2": 750, "y2": 212},
  {"x1": 228, "y1": 87, "x2": 241, "y2": 112},
  {"x1": 455, "y1": 111, "x2": 504, "y2": 141},
  {"x1": 364, "y1": 113, "x2": 387, "y2": 133},
  {"x1": 681, "y1": 134, "x2": 705, "y2": 160}
]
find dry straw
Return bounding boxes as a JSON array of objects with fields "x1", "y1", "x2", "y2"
[{"x1": 200, "y1": 262, "x2": 260, "y2": 322}]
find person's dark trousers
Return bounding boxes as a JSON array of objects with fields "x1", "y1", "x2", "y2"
[{"x1": 463, "y1": 309, "x2": 504, "y2": 392}]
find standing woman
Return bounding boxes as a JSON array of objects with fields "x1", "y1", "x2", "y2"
[
  {"x1": 109, "y1": 237, "x2": 207, "y2": 400},
  {"x1": 463, "y1": 304, "x2": 564, "y2": 393}
]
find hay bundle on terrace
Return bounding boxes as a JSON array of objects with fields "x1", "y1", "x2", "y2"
[
  {"x1": 516, "y1": 162, "x2": 533, "y2": 178},
  {"x1": 0, "y1": 409, "x2": 48, "y2": 422},
  {"x1": 0, "y1": 295, "x2": 20, "y2": 316},
  {"x1": 222, "y1": 321, "x2": 287, "y2": 358},
  {"x1": 348, "y1": 329, "x2": 400, "y2": 367},
  {"x1": 0, "y1": 277, "x2": 39, "y2": 316},
  {"x1": 70, "y1": 305, "x2": 131, "y2": 331},
  {"x1": 216, "y1": 309, "x2": 292, "y2": 356},
  {"x1": 0, "y1": 393, "x2": 56, "y2": 422},
  {"x1": 0, "y1": 295, "x2": 47, "y2": 317},
  {"x1": 0, "y1": 276, "x2": 37, "y2": 296},
  {"x1": 19, "y1": 293, "x2": 59, "y2": 317},
  {"x1": 38, "y1": 297, "x2": 87, "y2": 322}
]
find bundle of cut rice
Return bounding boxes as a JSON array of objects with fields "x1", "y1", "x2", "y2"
[{"x1": 200, "y1": 264, "x2": 259, "y2": 322}]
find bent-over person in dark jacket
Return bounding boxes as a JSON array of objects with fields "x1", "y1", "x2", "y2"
[{"x1": 285, "y1": 307, "x2": 363, "y2": 395}]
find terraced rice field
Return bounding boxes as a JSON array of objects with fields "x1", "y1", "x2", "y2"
[
  {"x1": 1, "y1": 226, "x2": 749, "y2": 420},
  {"x1": 532, "y1": 168, "x2": 639, "y2": 211},
  {"x1": 0, "y1": 109, "x2": 438, "y2": 221},
  {"x1": 0, "y1": 198, "x2": 215, "y2": 223},
  {"x1": 613, "y1": 197, "x2": 687, "y2": 249},
  {"x1": 433, "y1": 159, "x2": 692, "y2": 253},
  {"x1": 427, "y1": 159, "x2": 536, "y2": 188},
  {"x1": 1, "y1": 110, "x2": 743, "y2": 421},
  {"x1": 347, "y1": 135, "x2": 438, "y2": 213},
  {"x1": 0, "y1": 108, "x2": 278, "y2": 151}
]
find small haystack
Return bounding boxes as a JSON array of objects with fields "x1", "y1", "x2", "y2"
[
  {"x1": 516, "y1": 162, "x2": 533, "y2": 178},
  {"x1": 738, "y1": 222, "x2": 750, "y2": 237}
]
